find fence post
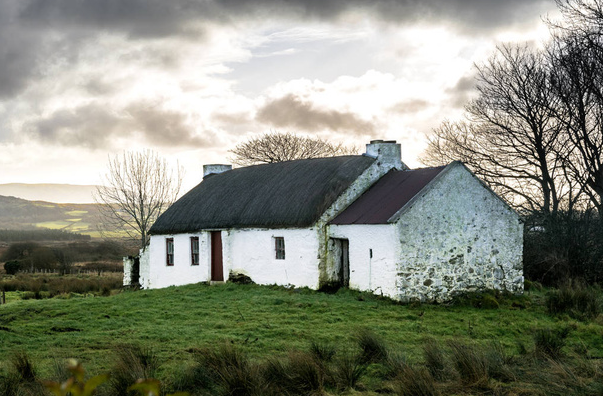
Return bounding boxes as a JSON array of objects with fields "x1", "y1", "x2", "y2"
[{"x1": 1, "y1": 290, "x2": 5, "y2": 305}]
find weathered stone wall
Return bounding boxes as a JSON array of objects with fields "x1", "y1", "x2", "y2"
[{"x1": 393, "y1": 163, "x2": 523, "y2": 302}]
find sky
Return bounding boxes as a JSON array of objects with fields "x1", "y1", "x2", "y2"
[{"x1": 0, "y1": 0, "x2": 558, "y2": 195}]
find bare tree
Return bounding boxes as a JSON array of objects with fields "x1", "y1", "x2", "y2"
[
  {"x1": 423, "y1": 44, "x2": 569, "y2": 214},
  {"x1": 548, "y1": 0, "x2": 603, "y2": 216},
  {"x1": 229, "y1": 131, "x2": 358, "y2": 166},
  {"x1": 95, "y1": 150, "x2": 183, "y2": 249}
]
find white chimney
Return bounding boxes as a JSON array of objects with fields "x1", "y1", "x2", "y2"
[
  {"x1": 203, "y1": 164, "x2": 232, "y2": 179},
  {"x1": 364, "y1": 140, "x2": 406, "y2": 170}
]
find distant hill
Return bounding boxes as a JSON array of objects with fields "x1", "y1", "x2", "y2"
[
  {"x1": 0, "y1": 183, "x2": 98, "y2": 204},
  {"x1": 0, "y1": 195, "x2": 118, "y2": 238}
]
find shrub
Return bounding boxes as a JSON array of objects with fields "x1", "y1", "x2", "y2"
[
  {"x1": 534, "y1": 328, "x2": 570, "y2": 360},
  {"x1": 546, "y1": 280, "x2": 601, "y2": 320},
  {"x1": 524, "y1": 211, "x2": 603, "y2": 285},
  {"x1": 4, "y1": 260, "x2": 21, "y2": 275},
  {"x1": 353, "y1": 327, "x2": 389, "y2": 363}
]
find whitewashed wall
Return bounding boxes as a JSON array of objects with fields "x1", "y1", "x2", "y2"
[
  {"x1": 226, "y1": 228, "x2": 321, "y2": 289},
  {"x1": 142, "y1": 228, "x2": 320, "y2": 289},
  {"x1": 141, "y1": 232, "x2": 211, "y2": 289},
  {"x1": 328, "y1": 224, "x2": 399, "y2": 297},
  {"x1": 393, "y1": 164, "x2": 524, "y2": 302}
]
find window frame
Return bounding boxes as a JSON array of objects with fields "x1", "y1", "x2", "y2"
[
  {"x1": 274, "y1": 237, "x2": 285, "y2": 260},
  {"x1": 166, "y1": 238, "x2": 174, "y2": 266},
  {"x1": 190, "y1": 236, "x2": 200, "y2": 266}
]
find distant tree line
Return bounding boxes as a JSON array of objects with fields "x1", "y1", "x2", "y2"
[
  {"x1": 1, "y1": 240, "x2": 127, "y2": 275},
  {"x1": 0, "y1": 229, "x2": 91, "y2": 242},
  {"x1": 422, "y1": 0, "x2": 603, "y2": 285}
]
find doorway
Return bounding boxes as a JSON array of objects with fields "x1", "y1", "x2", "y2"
[
  {"x1": 210, "y1": 231, "x2": 224, "y2": 281},
  {"x1": 331, "y1": 238, "x2": 350, "y2": 288}
]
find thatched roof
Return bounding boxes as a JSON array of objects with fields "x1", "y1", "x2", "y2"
[{"x1": 149, "y1": 155, "x2": 375, "y2": 234}]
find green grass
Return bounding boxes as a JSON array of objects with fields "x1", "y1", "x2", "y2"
[{"x1": 1, "y1": 283, "x2": 603, "y2": 393}]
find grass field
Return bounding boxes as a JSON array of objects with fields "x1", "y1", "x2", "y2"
[{"x1": 1, "y1": 282, "x2": 603, "y2": 394}]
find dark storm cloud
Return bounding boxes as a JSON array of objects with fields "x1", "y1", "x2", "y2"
[
  {"x1": 27, "y1": 103, "x2": 209, "y2": 149},
  {"x1": 257, "y1": 94, "x2": 374, "y2": 135}
]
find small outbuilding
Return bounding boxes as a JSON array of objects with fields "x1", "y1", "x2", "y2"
[{"x1": 128, "y1": 140, "x2": 523, "y2": 301}]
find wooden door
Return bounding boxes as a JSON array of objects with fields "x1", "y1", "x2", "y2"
[
  {"x1": 211, "y1": 231, "x2": 224, "y2": 281},
  {"x1": 341, "y1": 239, "x2": 350, "y2": 288}
]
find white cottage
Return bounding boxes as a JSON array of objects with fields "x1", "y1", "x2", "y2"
[{"x1": 128, "y1": 140, "x2": 524, "y2": 302}]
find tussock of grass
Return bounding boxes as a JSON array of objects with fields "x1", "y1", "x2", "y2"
[
  {"x1": 448, "y1": 341, "x2": 490, "y2": 388},
  {"x1": 546, "y1": 280, "x2": 601, "y2": 320},
  {"x1": 193, "y1": 344, "x2": 264, "y2": 396},
  {"x1": 422, "y1": 338, "x2": 446, "y2": 381},
  {"x1": 331, "y1": 349, "x2": 368, "y2": 391},
  {"x1": 534, "y1": 327, "x2": 570, "y2": 359},
  {"x1": 393, "y1": 365, "x2": 440, "y2": 396},
  {"x1": 353, "y1": 327, "x2": 389, "y2": 364},
  {"x1": 107, "y1": 344, "x2": 159, "y2": 396}
]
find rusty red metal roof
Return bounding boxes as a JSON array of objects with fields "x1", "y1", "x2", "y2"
[{"x1": 330, "y1": 165, "x2": 447, "y2": 225}]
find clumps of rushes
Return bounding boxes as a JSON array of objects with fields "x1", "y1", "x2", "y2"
[
  {"x1": 309, "y1": 340, "x2": 336, "y2": 363},
  {"x1": 330, "y1": 349, "x2": 369, "y2": 391},
  {"x1": 448, "y1": 341, "x2": 490, "y2": 388},
  {"x1": 0, "y1": 351, "x2": 47, "y2": 396},
  {"x1": 534, "y1": 327, "x2": 570, "y2": 360},
  {"x1": 422, "y1": 338, "x2": 446, "y2": 381},
  {"x1": 194, "y1": 343, "x2": 264, "y2": 396},
  {"x1": 108, "y1": 344, "x2": 159, "y2": 396},
  {"x1": 546, "y1": 280, "x2": 601, "y2": 320},
  {"x1": 393, "y1": 365, "x2": 440, "y2": 396},
  {"x1": 353, "y1": 327, "x2": 389, "y2": 364},
  {"x1": 263, "y1": 351, "x2": 325, "y2": 395}
]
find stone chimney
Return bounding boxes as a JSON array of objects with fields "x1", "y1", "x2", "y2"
[
  {"x1": 364, "y1": 140, "x2": 406, "y2": 170},
  {"x1": 203, "y1": 164, "x2": 232, "y2": 179}
]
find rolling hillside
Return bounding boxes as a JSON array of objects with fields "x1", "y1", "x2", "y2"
[{"x1": 0, "y1": 195, "x2": 107, "y2": 236}]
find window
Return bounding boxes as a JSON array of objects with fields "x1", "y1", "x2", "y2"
[
  {"x1": 166, "y1": 238, "x2": 174, "y2": 266},
  {"x1": 190, "y1": 236, "x2": 199, "y2": 266},
  {"x1": 275, "y1": 237, "x2": 285, "y2": 260}
]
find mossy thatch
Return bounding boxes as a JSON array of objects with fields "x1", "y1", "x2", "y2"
[{"x1": 149, "y1": 156, "x2": 375, "y2": 234}]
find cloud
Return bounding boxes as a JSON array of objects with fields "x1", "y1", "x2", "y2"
[
  {"x1": 256, "y1": 94, "x2": 375, "y2": 135},
  {"x1": 25, "y1": 102, "x2": 212, "y2": 149},
  {"x1": 0, "y1": 0, "x2": 554, "y2": 99},
  {"x1": 389, "y1": 99, "x2": 431, "y2": 114},
  {"x1": 446, "y1": 73, "x2": 477, "y2": 108}
]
